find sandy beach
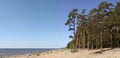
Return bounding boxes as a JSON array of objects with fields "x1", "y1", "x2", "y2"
[{"x1": 1, "y1": 48, "x2": 120, "y2": 58}]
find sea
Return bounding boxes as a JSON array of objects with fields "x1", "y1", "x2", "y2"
[{"x1": 0, "y1": 48, "x2": 56, "y2": 56}]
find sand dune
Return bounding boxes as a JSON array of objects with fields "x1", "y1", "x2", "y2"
[{"x1": 2, "y1": 48, "x2": 120, "y2": 58}]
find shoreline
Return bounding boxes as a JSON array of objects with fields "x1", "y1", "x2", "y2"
[
  {"x1": 1, "y1": 48, "x2": 120, "y2": 58},
  {"x1": 0, "y1": 48, "x2": 57, "y2": 57},
  {"x1": 0, "y1": 49, "x2": 62, "y2": 58}
]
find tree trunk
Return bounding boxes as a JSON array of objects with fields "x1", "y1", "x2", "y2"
[
  {"x1": 116, "y1": 26, "x2": 119, "y2": 48},
  {"x1": 73, "y1": 20, "x2": 76, "y2": 49},
  {"x1": 100, "y1": 32, "x2": 103, "y2": 52},
  {"x1": 91, "y1": 39, "x2": 94, "y2": 50},
  {"x1": 110, "y1": 33, "x2": 113, "y2": 49},
  {"x1": 78, "y1": 34, "x2": 81, "y2": 48},
  {"x1": 82, "y1": 32, "x2": 86, "y2": 49},
  {"x1": 76, "y1": 36, "x2": 79, "y2": 48},
  {"x1": 87, "y1": 34, "x2": 90, "y2": 50},
  {"x1": 78, "y1": 38, "x2": 80, "y2": 48},
  {"x1": 90, "y1": 39, "x2": 94, "y2": 50},
  {"x1": 96, "y1": 39, "x2": 98, "y2": 49},
  {"x1": 70, "y1": 19, "x2": 76, "y2": 53}
]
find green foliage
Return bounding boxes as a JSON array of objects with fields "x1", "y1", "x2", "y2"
[
  {"x1": 66, "y1": 40, "x2": 75, "y2": 49},
  {"x1": 65, "y1": 2, "x2": 120, "y2": 50}
]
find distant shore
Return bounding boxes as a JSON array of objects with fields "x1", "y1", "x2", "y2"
[{"x1": 1, "y1": 48, "x2": 120, "y2": 58}]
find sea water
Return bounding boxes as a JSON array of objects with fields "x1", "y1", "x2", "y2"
[{"x1": 0, "y1": 48, "x2": 55, "y2": 56}]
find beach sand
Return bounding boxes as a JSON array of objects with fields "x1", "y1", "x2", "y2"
[{"x1": 2, "y1": 48, "x2": 120, "y2": 58}]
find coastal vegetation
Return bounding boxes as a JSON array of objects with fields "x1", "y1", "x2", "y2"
[{"x1": 65, "y1": 2, "x2": 120, "y2": 52}]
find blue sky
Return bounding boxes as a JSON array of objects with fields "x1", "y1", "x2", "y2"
[{"x1": 0, "y1": 0, "x2": 119, "y2": 48}]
